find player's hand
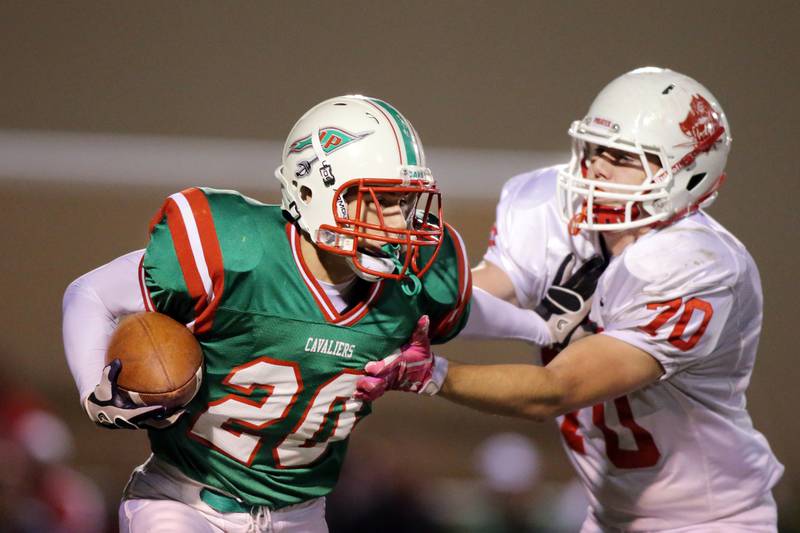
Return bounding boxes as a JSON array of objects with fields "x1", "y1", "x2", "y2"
[
  {"x1": 356, "y1": 316, "x2": 448, "y2": 401},
  {"x1": 83, "y1": 359, "x2": 182, "y2": 429},
  {"x1": 535, "y1": 254, "x2": 607, "y2": 349}
]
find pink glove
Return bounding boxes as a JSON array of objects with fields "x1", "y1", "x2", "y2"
[{"x1": 356, "y1": 316, "x2": 448, "y2": 401}]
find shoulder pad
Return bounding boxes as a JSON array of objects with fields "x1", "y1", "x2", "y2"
[
  {"x1": 623, "y1": 222, "x2": 740, "y2": 291},
  {"x1": 421, "y1": 223, "x2": 471, "y2": 341}
]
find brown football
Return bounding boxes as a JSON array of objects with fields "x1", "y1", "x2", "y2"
[{"x1": 106, "y1": 312, "x2": 203, "y2": 410}]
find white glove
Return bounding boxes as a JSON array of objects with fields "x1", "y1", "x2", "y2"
[
  {"x1": 84, "y1": 359, "x2": 184, "y2": 429},
  {"x1": 535, "y1": 254, "x2": 607, "y2": 348}
]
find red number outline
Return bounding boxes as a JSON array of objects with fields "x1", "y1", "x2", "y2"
[
  {"x1": 642, "y1": 297, "x2": 713, "y2": 351},
  {"x1": 188, "y1": 361, "x2": 364, "y2": 468},
  {"x1": 560, "y1": 397, "x2": 660, "y2": 469},
  {"x1": 187, "y1": 357, "x2": 302, "y2": 466},
  {"x1": 273, "y1": 369, "x2": 364, "y2": 469}
]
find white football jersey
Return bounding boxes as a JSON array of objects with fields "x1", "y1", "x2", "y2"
[
  {"x1": 563, "y1": 211, "x2": 783, "y2": 530},
  {"x1": 486, "y1": 166, "x2": 782, "y2": 530},
  {"x1": 484, "y1": 165, "x2": 599, "y2": 308}
]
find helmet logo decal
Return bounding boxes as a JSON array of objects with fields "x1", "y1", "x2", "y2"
[
  {"x1": 288, "y1": 127, "x2": 373, "y2": 155},
  {"x1": 289, "y1": 127, "x2": 373, "y2": 178},
  {"x1": 679, "y1": 95, "x2": 721, "y2": 146}
]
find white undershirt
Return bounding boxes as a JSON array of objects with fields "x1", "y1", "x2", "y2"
[{"x1": 317, "y1": 277, "x2": 358, "y2": 313}]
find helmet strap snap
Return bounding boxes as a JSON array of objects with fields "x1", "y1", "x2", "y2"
[{"x1": 381, "y1": 243, "x2": 421, "y2": 296}]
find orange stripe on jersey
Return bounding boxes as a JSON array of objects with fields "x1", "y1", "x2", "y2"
[
  {"x1": 338, "y1": 281, "x2": 385, "y2": 327},
  {"x1": 287, "y1": 224, "x2": 336, "y2": 321},
  {"x1": 151, "y1": 188, "x2": 225, "y2": 334},
  {"x1": 432, "y1": 223, "x2": 472, "y2": 339},
  {"x1": 183, "y1": 188, "x2": 225, "y2": 335},
  {"x1": 148, "y1": 203, "x2": 168, "y2": 236},
  {"x1": 163, "y1": 196, "x2": 208, "y2": 314}
]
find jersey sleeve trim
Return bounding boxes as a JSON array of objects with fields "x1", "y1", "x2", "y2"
[
  {"x1": 138, "y1": 253, "x2": 155, "y2": 312},
  {"x1": 148, "y1": 188, "x2": 225, "y2": 334},
  {"x1": 431, "y1": 222, "x2": 472, "y2": 338}
]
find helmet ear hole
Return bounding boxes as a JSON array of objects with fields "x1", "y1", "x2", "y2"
[
  {"x1": 686, "y1": 172, "x2": 707, "y2": 191},
  {"x1": 300, "y1": 186, "x2": 313, "y2": 203}
]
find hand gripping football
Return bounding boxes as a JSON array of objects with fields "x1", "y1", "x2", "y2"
[{"x1": 106, "y1": 312, "x2": 203, "y2": 410}]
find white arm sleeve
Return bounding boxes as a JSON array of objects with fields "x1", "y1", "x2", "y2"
[
  {"x1": 461, "y1": 287, "x2": 553, "y2": 345},
  {"x1": 62, "y1": 250, "x2": 146, "y2": 403}
]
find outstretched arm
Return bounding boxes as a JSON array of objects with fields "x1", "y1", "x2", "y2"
[
  {"x1": 440, "y1": 334, "x2": 663, "y2": 421},
  {"x1": 358, "y1": 322, "x2": 663, "y2": 421},
  {"x1": 358, "y1": 253, "x2": 613, "y2": 406}
]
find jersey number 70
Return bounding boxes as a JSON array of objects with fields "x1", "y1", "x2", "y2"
[{"x1": 188, "y1": 357, "x2": 363, "y2": 468}]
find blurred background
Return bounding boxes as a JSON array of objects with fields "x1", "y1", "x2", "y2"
[{"x1": 1, "y1": 1, "x2": 798, "y2": 531}]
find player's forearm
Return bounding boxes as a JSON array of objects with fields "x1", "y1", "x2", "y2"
[
  {"x1": 459, "y1": 287, "x2": 552, "y2": 345},
  {"x1": 63, "y1": 278, "x2": 118, "y2": 401},
  {"x1": 62, "y1": 250, "x2": 146, "y2": 401},
  {"x1": 439, "y1": 361, "x2": 567, "y2": 421}
]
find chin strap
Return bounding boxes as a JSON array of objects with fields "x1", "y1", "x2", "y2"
[
  {"x1": 381, "y1": 244, "x2": 422, "y2": 296},
  {"x1": 348, "y1": 244, "x2": 422, "y2": 295},
  {"x1": 568, "y1": 202, "x2": 642, "y2": 235}
]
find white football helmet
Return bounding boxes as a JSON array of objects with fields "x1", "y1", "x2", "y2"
[
  {"x1": 275, "y1": 95, "x2": 442, "y2": 281},
  {"x1": 557, "y1": 67, "x2": 732, "y2": 232}
]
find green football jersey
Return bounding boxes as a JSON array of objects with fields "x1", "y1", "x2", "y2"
[{"x1": 139, "y1": 187, "x2": 471, "y2": 509}]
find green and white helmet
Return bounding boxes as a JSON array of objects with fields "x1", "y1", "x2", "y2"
[{"x1": 274, "y1": 95, "x2": 443, "y2": 281}]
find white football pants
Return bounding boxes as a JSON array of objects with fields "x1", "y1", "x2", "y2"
[
  {"x1": 119, "y1": 455, "x2": 327, "y2": 533},
  {"x1": 579, "y1": 491, "x2": 778, "y2": 533}
]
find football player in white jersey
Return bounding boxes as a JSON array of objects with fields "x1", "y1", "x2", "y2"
[{"x1": 357, "y1": 67, "x2": 784, "y2": 532}]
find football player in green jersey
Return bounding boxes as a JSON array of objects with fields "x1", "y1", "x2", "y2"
[{"x1": 63, "y1": 95, "x2": 471, "y2": 532}]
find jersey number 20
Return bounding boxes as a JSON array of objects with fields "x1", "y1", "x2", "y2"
[{"x1": 188, "y1": 357, "x2": 363, "y2": 468}]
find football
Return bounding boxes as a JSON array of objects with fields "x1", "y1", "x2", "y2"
[{"x1": 106, "y1": 312, "x2": 203, "y2": 410}]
